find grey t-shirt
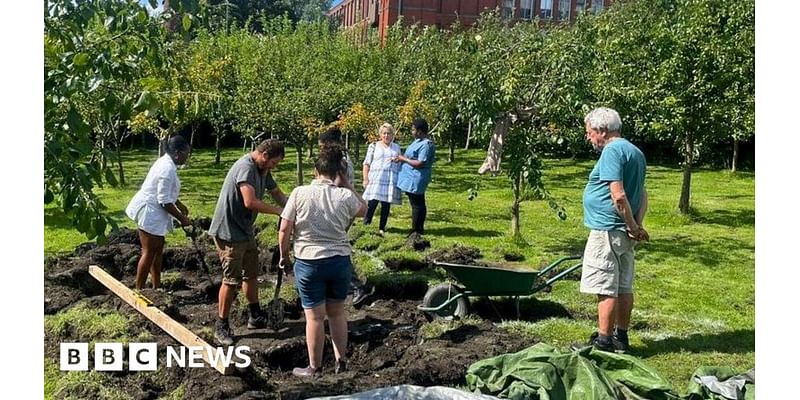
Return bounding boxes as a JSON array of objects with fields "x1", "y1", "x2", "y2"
[{"x1": 208, "y1": 153, "x2": 277, "y2": 242}]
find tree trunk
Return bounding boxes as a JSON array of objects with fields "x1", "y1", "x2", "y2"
[
  {"x1": 189, "y1": 123, "x2": 196, "y2": 153},
  {"x1": 308, "y1": 144, "x2": 314, "y2": 161},
  {"x1": 678, "y1": 135, "x2": 694, "y2": 214},
  {"x1": 464, "y1": 121, "x2": 472, "y2": 150},
  {"x1": 116, "y1": 142, "x2": 126, "y2": 186},
  {"x1": 731, "y1": 137, "x2": 739, "y2": 173},
  {"x1": 354, "y1": 135, "x2": 360, "y2": 161},
  {"x1": 511, "y1": 175, "x2": 521, "y2": 236},
  {"x1": 215, "y1": 136, "x2": 222, "y2": 165},
  {"x1": 345, "y1": 132, "x2": 350, "y2": 152},
  {"x1": 100, "y1": 137, "x2": 107, "y2": 171},
  {"x1": 295, "y1": 145, "x2": 304, "y2": 186},
  {"x1": 479, "y1": 114, "x2": 510, "y2": 175},
  {"x1": 448, "y1": 128, "x2": 455, "y2": 163}
]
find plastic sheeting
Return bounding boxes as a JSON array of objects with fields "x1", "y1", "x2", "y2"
[{"x1": 307, "y1": 385, "x2": 502, "y2": 400}]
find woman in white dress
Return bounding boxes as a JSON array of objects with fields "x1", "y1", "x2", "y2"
[
  {"x1": 125, "y1": 136, "x2": 192, "y2": 289},
  {"x1": 361, "y1": 123, "x2": 401, "y2": 235}
]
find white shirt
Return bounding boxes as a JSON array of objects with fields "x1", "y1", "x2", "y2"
[
  {"x1": 125, "y1": 154, "x2": 181, "y2": 236},
  {"x1": 281, "y1": 178, "x2": 363, "y2": 260}
]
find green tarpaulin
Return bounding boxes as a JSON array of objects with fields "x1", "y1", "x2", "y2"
[{"x1": 465, "y1": 343, "x2": 753, "y2": 400}]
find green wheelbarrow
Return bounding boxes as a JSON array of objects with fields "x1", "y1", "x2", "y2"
[{"x1": 418, "y1": 255, "x2": 583, "y2": 320}]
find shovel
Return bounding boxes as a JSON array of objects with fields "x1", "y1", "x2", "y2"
[
  {"x1": 183, "y1": 222, "x2": 211, "y2": 275},
  {"x1": 265, "y1": 258, "x2": 286, "y2": 331}
]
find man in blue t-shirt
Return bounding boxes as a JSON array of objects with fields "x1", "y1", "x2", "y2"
[{"x1": 579, "y1": 107, "x2": 649, "y2": 353}]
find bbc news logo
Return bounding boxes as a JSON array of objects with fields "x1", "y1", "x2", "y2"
[{"x1": 60, "y1": 343, "x2": 252, "y2": 371}]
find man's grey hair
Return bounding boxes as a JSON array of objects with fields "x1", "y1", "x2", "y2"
[{"x1": 584, "y1": 107, "x2": 622, "y2": 133}]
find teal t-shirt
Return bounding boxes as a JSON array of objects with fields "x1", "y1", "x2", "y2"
[{"x1": 582, "y1": 138, "x2": 646, "y2": 231}]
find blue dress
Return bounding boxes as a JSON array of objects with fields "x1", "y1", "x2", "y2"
[{"x1": 396, "y1": 138, "x2": 436, "y2": 195}]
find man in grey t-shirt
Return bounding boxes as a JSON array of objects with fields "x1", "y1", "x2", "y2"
[{"x1": 208, "y1": 139, "x2": 287, "y2": 346}]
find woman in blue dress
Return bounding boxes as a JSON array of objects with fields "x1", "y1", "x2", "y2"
[{"x1": 394, "y1": 118, "x2": 436, "y2": 235}]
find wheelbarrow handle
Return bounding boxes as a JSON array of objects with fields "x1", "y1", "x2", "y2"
[
  {"x1": 533, "y1": 256, "x2": 583, "y2": 292},
  {"x1": 536, "y1": 255, "x2": 582, "y2": 277}
]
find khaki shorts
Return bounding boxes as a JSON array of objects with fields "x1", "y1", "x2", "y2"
[
  {"x1": 580, "y1": 230, "x2": 636, "y2": 297},
  {"x1": 214, "y1": 237, "x2": 259, "y2": 285}
]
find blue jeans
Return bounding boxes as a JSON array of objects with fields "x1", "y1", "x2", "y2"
[{"x1": 293, "y1": 255, "x2": 353, "y2": 309}]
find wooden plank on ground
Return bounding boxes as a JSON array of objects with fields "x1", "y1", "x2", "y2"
[{"x1": 88, "y1": 265, "x2": 234, "y2": 375}]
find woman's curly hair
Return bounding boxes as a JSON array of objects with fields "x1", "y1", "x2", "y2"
[{"x1": 315, "y1": 143, "x2": 344, "y2": 178}]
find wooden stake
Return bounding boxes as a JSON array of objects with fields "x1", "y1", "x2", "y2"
[{"x1": 88, "y1": 265, "x2": 234, "y2": 375}]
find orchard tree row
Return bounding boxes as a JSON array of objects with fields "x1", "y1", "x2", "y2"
[{"x1": 44, "y1": 0, "x2": 754, "y2": 240}]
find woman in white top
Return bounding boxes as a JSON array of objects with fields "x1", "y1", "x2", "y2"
[
  {"x1": 279, "y1": 143, "x2": 367, "y2": 378},
  {"x1": 125, "y1": 136, "x2": 192, "y2": 289},
  {"x1": 361, "y1": 123, "x2": 401, "y2": 235}
]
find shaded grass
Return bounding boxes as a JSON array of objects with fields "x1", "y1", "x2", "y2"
[{"x1": 44, "y1": 147, "x2": 754, "y2": 394}]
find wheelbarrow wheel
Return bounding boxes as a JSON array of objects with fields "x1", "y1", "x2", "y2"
[{"x1": 422, "y1": 283, "x2": 469, "y2": 321}]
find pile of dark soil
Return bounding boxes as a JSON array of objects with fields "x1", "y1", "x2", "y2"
[
  {"x1": 426, "y1": 245, "x2": 483, "y2": 265},
  {"x1": 44, "y1": 238, "x2": 536, "y2": 399},
  {"x1": 404, "y1": 233, "x2": 431, "y2": 251}
]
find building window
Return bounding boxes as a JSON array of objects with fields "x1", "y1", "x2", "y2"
[
  {"x1": 540, "y1": 0, "x2": 553, "y2": 19},
  {"x1": 576, "y1": 0, "x2": 586, "y2": 14},
  {"x1": 559, "y1": 0, "x2": 570, "y2": 20},
  {"x1": 592, "y1": 0, "x2": 604, "y2": 13},
  {"x1": 520, "y1": 0, "x2": 533, "y2": 20},
  {"x1": 502, "y1": 0, "x2": 514, "y2": 19}
]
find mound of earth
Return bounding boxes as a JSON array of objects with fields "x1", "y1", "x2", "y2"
[{"x1": 426, "y1": 245, "x2": 483, "y2": 265}]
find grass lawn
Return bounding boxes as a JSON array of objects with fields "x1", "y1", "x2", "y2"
[{"x1": 44, "y1": 145, "x2": 755, "y2": 395}]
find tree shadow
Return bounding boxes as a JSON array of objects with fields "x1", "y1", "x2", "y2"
[
  {"x1": 636, "y1": 329, "x2": 754, "y2": 357},
  {"x1": 543, "y1": 169, "x2": 591, "y2": 190},
  {"x1": 640, "y1": 234, "x2": 753, "y2": 268},
  {"x1": 689, "y1": 208, "x2": 755, "y2": 228},
  {"x1": 420, "y1": 227, "x2": 504, "y2": 238},
  {"x1": 44, "y1": 208, "x2": 73, "y2": 229},
  {"x1": 542, "y1": 236, "x2": 587, "y2": 258},
  {"x1": 383, "y1": 226, "x2": 503, "y2": 238}
]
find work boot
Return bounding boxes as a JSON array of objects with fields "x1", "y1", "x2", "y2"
[
  {"x1": 335, "y1": 359, "x2": 347, "y2": 374},
  {"x1": 352, "y1": 286, "x2": 374, "y2": 309},
  {"x1": 612, "y1": 328, "x2": 630, "y2": 353},
  {"x1": 248, "y1": 312, "x2": 268, "y2": 329},
  {"x1": 214, "y1": 319, "x2": 234, "y2": 346},
  {"x1": 588, "y1": 331, "x2": 615, "y2": 352},
  {"x1": 292, "y1": 365, "x2": 322, "y2": 378},
  {"x1": 247, "y1": 303, "x2": 267, "y2": 329}
]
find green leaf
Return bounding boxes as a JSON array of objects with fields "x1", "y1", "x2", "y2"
[
  {"x1": 73, "y1": 53, "x2": 90, "y2": 67},
  {"x1": 67, "y1": 107, "x2": 89, "y2": 135},
  {"x1": 183, "y1": 14, "x2": 192, "y2": 32},
  {"x1": 44, "y1": 189, "x2": 54, "y2": 204},
  {"x1": 93, "y1": 218, "x2": 107, "y2": 238},
  {"x1": 134, "y1": 91, "x2": 152, "y2": 111}
]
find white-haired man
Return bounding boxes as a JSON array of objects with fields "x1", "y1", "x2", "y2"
[{"x1": 579, "y1": 107, "x2": 649, "y2": 353}]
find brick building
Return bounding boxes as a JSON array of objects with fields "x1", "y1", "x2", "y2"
[{"x1": 328, "y1": 0, "x2": 610, "y2": 40}]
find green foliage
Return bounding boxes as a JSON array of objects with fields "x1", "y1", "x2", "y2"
[
  {"x1": 45, "y1": 0, "x2": 166, "y2": 241},
  {"x1": 46, "y1": 1, "x2": 754, "y2": 248},
  {"x1": 587, "y1": 0, "x2": 754, "y2": 211}
]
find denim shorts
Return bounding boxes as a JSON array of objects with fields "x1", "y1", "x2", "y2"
[{"x1": 293, "y1": 255, "x2": 353, "y2": 309}]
